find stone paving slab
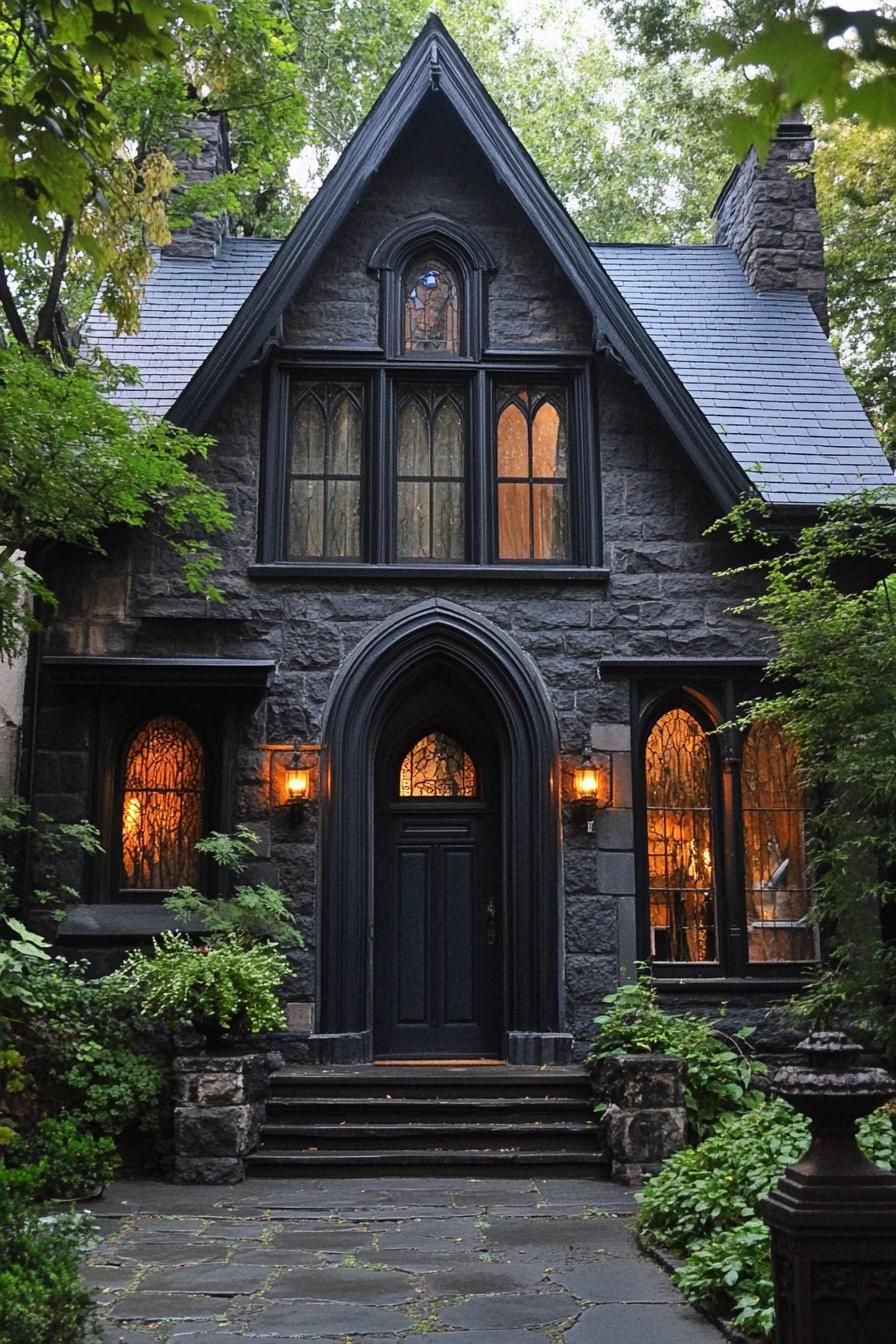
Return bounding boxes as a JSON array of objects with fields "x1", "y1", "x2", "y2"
[{"x1": 87, "y1": 1175, "x2": 726, "y2": 1342}]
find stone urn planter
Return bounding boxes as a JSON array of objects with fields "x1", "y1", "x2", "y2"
[
  {"x1": 590, "y1": 1053, "x2": 688, "y2": 1184},
  {"x1": 173, "y1": 1051, "x2": 274, "y2": 1184}
]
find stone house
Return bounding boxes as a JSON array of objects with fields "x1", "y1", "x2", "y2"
[{"x1": 23, "y1": 18, "x2": 891, "y2": 1069}]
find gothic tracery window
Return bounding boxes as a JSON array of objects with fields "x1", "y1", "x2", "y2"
[
  {"x1": 741, "y1": 722, "x2": 815, "y2": 963},
  {"x1": 120, "y1": 716, "x2": 204, "y2": 889},
  {"x1": 645, "y1": 708, "x2": 717, "y2": 963},
  {"x1": 496, "y1": 386, "x2": 570, "y2": 561},
  {"x1": 404, "y1": 258, "x2": 460, "y2": 354},
  {"x1": 399, "y1": 732, "x2": 477, "y2": 798},
  {"x1": 396, "y1": 383, "x2": 465, "y2": 560}
]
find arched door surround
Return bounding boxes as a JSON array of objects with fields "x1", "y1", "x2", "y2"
[{"x1": 316, "y1": 599, "x2": 570, "y2": 1065}]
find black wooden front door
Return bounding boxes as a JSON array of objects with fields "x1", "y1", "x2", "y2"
[{"x1": 374, "y1": 802, "x2": 502, "y2": 1058}]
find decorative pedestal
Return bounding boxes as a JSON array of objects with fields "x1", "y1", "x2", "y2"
[
  {"x1": 760, "y1": 1031, "x2": 896, "y2": 1344},
  {"x1": 596, "y1": 1054, "x2": 687, "y2": 1184},
  {"x1": 174, "y1": 1053, "x2": 268, "y2": 1184}
]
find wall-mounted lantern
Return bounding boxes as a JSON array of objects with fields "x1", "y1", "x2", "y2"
[
  {"x1": 282, "y1": 742, "x2": 319, "y2": 812},
  {"x1": 573, "y1": 740, "x2": 612, "y2": 831}
]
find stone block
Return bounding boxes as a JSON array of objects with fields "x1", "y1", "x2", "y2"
[
  {"x1": 594, "y1": 807, "x2": 633, "y2": 851},
  {"x1": 596, "y1": 850, "x2": 635, "y2": 895},
  {"x1": 589, "y1": 722, "x2": 631, "y2": 752},
  {"x1": 599, "y1": 1054, "x2": 686, "y2": 1109},
  {"x1": 174, "y1": 1155, "x2": 245, "y2": 1184},
  {"x1": 175, "y1": 1103, "x2": 261, "y2": 1158},
  {"x1": 604, "y1": 1104, "x2": 687, "y2": 1165}
]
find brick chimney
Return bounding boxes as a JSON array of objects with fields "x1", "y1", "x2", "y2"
[
  {"x1": 712, "y1": 112, "x2": 828, "y2": 332},
  {"x1": 163, "y1": 111, "x2": 230, "y2": 261}
]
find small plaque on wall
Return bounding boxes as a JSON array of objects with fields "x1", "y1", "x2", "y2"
[{"x1": 286, "y1": 1001, "x2": 314, "y2": 1032}]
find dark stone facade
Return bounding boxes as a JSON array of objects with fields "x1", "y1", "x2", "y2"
[
  {"x1": 30, "y1": 97, "x2": 792, "y2": 1059},
  {"x1": 712, "y1": 114, "x2": 828, "y2": 331}
]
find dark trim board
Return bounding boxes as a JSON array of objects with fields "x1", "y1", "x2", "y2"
[
  {"x1": 315, "y1": 598, "x2": 571, "y2": 1065},
  {"x1": 42, "y1": 656, "x2": 275, "y2": 689}
]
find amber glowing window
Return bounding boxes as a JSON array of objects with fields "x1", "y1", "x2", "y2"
[
  {"x1": 404, "y1": 258, "x2": 460, "y2": 354},
  {"x1": 742, "y1": 723, "x2": 816, "y2": 963},
  {"x1": 288, "y1": 382, "x2": 363, "y2": 559},
  {"x1": 399, "y1": 733, "x2": 477, "y2": 798},
  {"x1": 645, "y1": 709, "x2": 717, "y2": 963},
  {"x1": 396, "y1": 383, "x2": 465, "y2": 560},
  {"x1": 120, "y1": 717, "x2": 204, "y2": 890},
  {"x1": 496, "y1": 386, "x2": 569, "y2": 561}
]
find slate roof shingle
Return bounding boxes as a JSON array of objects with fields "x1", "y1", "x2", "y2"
[
  {"x1": 80, "y1": 238, "x2": 281, "y2": 418},
  {"x1": 593, "y1": 244, "x2": 892, "y2": 506},
  {"x1": 82, "y1": 235, "x2": 892, "y2": 507}
]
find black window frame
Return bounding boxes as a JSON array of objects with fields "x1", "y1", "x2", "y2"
[
  {"x1": 255, "y1": 220, "x2": 604, "y2": 578},
  {"x1": 634, "y1": 677, "x2": 818, "y2": 982}
]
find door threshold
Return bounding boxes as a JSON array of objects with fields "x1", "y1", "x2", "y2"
[{"x1": 374, "y1": 1058, "x2": 505, "y2": 1066}]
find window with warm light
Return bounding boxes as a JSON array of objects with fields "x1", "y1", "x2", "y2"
[
  {"x1": 640, "y1": 692, "x2": 816, "y2": 977},
  {"x1": 398, "y1": 732, "x2": 477, "y2": 798},
  {"x1": 120, "y1": 716, "x2": 205, "y2": 890},
  {"x1": 259, "y1": 228, "x2": 600, "y2": 573}
]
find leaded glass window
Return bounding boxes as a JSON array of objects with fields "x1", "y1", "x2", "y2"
[
  {"x1": 121, "y1": 717, "x2": 204, "y2": 889},
  {"x1": 496, "y1": 386, "x2": 569, "y2": 561},
  {"x1": 742, "y1": 723, "x2": 816, "y2": 963},
  {"x1": 404, "y1": 258, "x2": 460, "y2": 354},
  {"x1": 645, "y1": 709, "x2": 717, "y2": 963},
  {"x1": 399, "y1": 733, "x2": 477, "y2": 798},
  {"x1": 288, "y1": 382, "x2": 363, "y2": 559},
  {"x1": 396, "y1": 383, "x2": 465, "y2": 560}
]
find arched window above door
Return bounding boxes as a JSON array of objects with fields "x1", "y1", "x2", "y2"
[{"x1": 398, "y1": 731, "x2": 477, "y2": 798}]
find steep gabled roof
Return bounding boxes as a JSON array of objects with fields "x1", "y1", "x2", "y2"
[
  {"x1": 82, "y1": 17, "x2": 891, "y2": 512},
  {"x1": 157, "y1": 15, "x2": 753, "y2": 510},
  {"x1": 594, "y1": 245, "x2": 892, "y2": 506}
]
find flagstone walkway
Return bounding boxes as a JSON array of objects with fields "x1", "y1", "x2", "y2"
[{"x1": 85, "y1": 1175, "x2": 726, "y2": 1343}]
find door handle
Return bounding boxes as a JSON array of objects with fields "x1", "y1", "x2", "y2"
[{"x1": 486, "y1": 895, "x2": 497, "y2": 945}]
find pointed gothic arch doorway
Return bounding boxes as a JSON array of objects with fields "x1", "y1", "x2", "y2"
[{"x1": 316, "y1": 600, "x2": 569, "y2": 1066}]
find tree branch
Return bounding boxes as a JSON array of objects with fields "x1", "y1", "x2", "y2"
[
  {"x1": 34, "y1": 215, "x2": 74, "y2": 350},
  {"x1": 0, "y1": 256, "x2": 31, "y2": 348}
]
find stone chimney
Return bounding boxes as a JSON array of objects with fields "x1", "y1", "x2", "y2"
[
  {"x1": 712, "y1": 112, "x2": 828, "y2": 332},
  {"x1": 163, "y1": 111, "x2": 230, "y2": 261}
]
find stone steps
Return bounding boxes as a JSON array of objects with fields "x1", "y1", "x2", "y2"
[{"x1": 247, "y1": 1064, "x2": 607, "y2": 1177}]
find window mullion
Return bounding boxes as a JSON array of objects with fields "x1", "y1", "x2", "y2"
[
  {"x1": 373, "y1": 369, "x2": 391, "y2": 563},
  {"x1": 472, "y1": 370, "x2": 489, "y2": 564}
]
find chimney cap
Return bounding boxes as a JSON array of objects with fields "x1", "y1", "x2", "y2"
[{"x1": 776, "y1": 107, "x2": 813, "y2": 138}]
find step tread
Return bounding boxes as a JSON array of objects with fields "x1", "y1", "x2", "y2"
[
  {"x1": 271, "y1": 1066, "x2": 590, "y2": 1084},
  {"x1": 266, "y1": 1096, "x2": 589, "y2": 1109},
  {"x1": 248, "y1": 1149, "x2": 607, "y2": 1165},
  {"x1": 261, "y1": 1121, "x2": 599, "y2": 1137}
]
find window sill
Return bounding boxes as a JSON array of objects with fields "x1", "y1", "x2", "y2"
[
  {"x1": 249, "y1": 563, "x2": 610, "y2": 582},
  {"x1": 653, "y1": 974, "x2": 817, "y2": 993}
]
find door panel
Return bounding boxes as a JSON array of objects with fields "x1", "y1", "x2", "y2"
[{"x1": 374, "y1": 808, "x2": 501, "y2": 1058}]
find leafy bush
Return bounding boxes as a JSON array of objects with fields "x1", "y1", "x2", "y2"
[
  {"x1": 6, "y1": 1118, "x2": 118, "y2": 1201},
  {"x1": 638, "y1": 1097, "x2": 896, "y2": 1339},
  {"x1": 1, "y1": 928, "x2": 165, "y2": 1155},
  {"x1": 857, "y1": 1101, "x2": 896, "y2": 1170},
  {"x1": 587, "y1": 972, "x2": 766, "y2": 1138},
  {"x1": 165, "y1": 826, "x2": 305, "y2": 948},
  {"x1": 110, "y1": 930, "x2": 290, "y2": 1038},
  {"x1": 0, "y1": 1168, "x2": 99, "y2": 1344}
]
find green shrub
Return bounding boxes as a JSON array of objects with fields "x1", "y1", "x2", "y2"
[
  {"x1": 1, "y1": 934, "x2": 165, "y2": 1156},
  {"x1": 164, "y1": 825, "x2": 305, "y2": 948},
  {"x1": 6, "y1": 1118, "x2": 118, "y2": 1201},
  {"x1": 638, "y1": 1097, "x2": 896, "y2": 1339},
  {"x1": 0, "y1": 1168, "x2": 99, "y2": 1344},
  {"x1": 110, "y1": 930, "x2": 290, "y2": 1038},
  {"x1": 857, "y1": 1101, "x2": 896, "y2": 1170},
  {"x1": 587, "y1": 972, "x2": 766, "y2": 1138}
]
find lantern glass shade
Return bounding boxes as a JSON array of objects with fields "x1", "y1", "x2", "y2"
[
  {"x1": 284, "y1": 762, "x2": 311, "y2": 802},
  {"x1": 574, "y1": 749, "x2": 611, "y2": 808}
]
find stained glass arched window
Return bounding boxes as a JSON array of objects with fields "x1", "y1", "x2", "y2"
[
  {"x1": 404, "y1": 258, "x2": 460, "y2": 354},
  {"x1": 496, "y1": 385, "x2": 569, "y2": 561},
  {"x1": 121, "y1": 716, "x2": 204, "y2": 889},
  {"x1": 645, "y1": 708, "x2": 717, "y2": 963},
  {"x1": 741, "y1": 722, "x2": 815, "y2": 962},
  {"x1": 399, "y1": 732, "x2": 477, "y2": 798}
]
